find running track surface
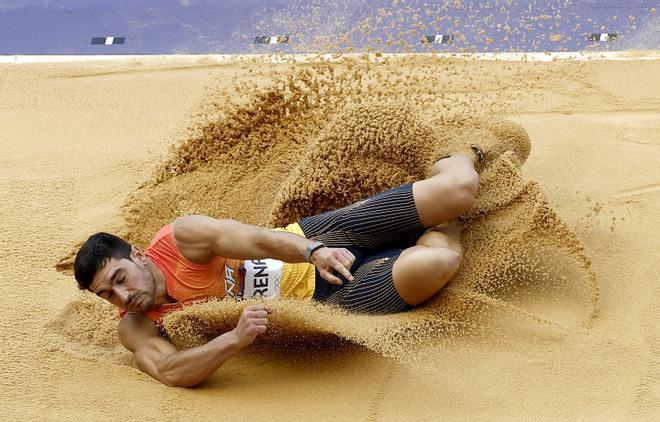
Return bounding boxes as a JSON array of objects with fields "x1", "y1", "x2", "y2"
[{"x1": 0, "y1": 0, "x2": 658, "y2": 54}]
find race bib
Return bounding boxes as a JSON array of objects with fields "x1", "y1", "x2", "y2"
[{"x1": 242, "y1": 258, "x2": 283, "y2": 299}]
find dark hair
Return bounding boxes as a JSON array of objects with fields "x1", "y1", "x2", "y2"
[{"x1": 74, "y1": 232, "x2": 132, "y2": 291}]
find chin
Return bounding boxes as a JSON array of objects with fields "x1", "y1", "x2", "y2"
[{"x1": 138, "y1": 298, "x2": 155, "y2": 312}]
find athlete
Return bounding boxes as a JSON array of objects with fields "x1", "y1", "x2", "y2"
[{"x1": 74, "y1": 150, "x2": 487, "y2": 387}]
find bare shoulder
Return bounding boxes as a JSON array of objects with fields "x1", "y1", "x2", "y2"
[
  {"x1": 172, "y1": 215, "x2": 214, "y2": 242},
  {"x1": 172, "y1": 215, "x2": 223, "y2": 263}
]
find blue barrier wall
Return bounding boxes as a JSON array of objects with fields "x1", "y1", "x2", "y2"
[{"x1": 0, "y1": 0, "x2": 657, "y2": 54}]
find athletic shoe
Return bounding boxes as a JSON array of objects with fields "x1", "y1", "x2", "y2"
[
  {"x1": 468, "y1": 118, "x2": 531, "y2": 172},
  {"x1": 432, "y1": 116, "x2": 531, "y2": 172}
]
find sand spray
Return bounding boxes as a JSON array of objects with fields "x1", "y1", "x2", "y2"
[{"x1": 51, "y1": 58, "x2": 597, "y2": 373}]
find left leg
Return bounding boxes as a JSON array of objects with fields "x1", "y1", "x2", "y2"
[
  {"x1": 314, "y1": 224, "x2": 464, "y2": 312},
  {"x1": 316, "y1": 248, "x2": 413, "y2": 314},
  {"x1": 391, "y1": 223, "x2": 464, "y2": 305}
]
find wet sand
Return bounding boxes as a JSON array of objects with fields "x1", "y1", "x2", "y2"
[{"x1": 0, "y1": 56, "x2": 658, "y2": 420}]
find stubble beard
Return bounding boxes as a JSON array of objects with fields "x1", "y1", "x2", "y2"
[{"x1": 138, "y1": 266, "x2": 157, "y2": 311}]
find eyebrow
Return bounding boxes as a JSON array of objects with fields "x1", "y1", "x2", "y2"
[{"x1": 96, "y1": 268, "x2": 120, "y2": 296}]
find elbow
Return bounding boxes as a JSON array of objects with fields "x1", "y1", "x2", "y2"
[
  {"x1": 160, "y1": 370, "x2": 203, "y2": 388},
  {"x1": 166, "y1": 377, "x2": 201, "y2": 388},
  {"x1": 156, "y1": 360, "x2": 204, "y2": 388}
]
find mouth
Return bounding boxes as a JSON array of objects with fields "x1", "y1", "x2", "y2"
[{"x1": 128, "y1": 294, "x2": 142, "y2": 309}]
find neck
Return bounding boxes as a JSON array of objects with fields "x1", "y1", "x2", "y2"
[{"x1": 146, "y1": 258, "x2": 173, "y2": 307}]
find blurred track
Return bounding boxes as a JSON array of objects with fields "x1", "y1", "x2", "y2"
[{"x1": 0, "y1": 0, "x2": 657, "y2": 54}]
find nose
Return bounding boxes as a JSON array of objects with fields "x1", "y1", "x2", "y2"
[{"x1": 113, "y1": 285, "x2": 131, "y2": 305}]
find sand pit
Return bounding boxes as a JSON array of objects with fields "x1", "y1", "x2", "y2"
[{"x1": 2, "y1": 55, "x2": 659, "y2": 420}]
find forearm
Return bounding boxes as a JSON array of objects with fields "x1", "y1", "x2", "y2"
[
  {"x1": 157, "y1": 332, "x2": 242, "y2": 387},
  {"x1": 261, "y1": 229, "x2": 313, "y2": 263}
]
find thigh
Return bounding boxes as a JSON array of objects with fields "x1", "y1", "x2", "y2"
[
  {"x1": 314, "y1": 248, "x2": 413, "y2": 314},
  {"x1": 298, "y1": 183, "x2": 427, "y2": 251}
]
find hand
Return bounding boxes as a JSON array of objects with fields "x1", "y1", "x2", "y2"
[
  {"x1": 309, "y1": 247, "x2": 355, "y2": 285},
  {"x1": 229, "y1": 304, "x2": 271, "y2": 349}
]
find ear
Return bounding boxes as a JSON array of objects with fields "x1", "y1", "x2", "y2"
[{"x1": 130, "y1": 245, "x2": 148, "y2": 265}]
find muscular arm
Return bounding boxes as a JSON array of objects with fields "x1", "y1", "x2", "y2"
[
  {"x1": 173, "y1": 215, "x2": 355, "y2": 284},
  {"x1": 118, "y1": 313, "x2": 242, "y2": 387},
  {"x1": 172, "y1": 215, "x2": 311, "y2": 264}
]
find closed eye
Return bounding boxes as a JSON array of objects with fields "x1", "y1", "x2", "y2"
[{"x1": 97, "y1": 289, "x2": 112, "y2": 300}]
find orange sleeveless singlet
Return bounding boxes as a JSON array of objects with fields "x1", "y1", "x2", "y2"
[{"x1": 119, "y1": 222, "x2": 316, "y2": 326}]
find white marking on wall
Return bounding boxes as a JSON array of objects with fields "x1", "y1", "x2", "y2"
[{"x1": 2, "y1": 51, "x2": 659, "y2": 65}]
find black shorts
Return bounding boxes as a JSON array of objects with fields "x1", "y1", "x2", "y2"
[{"x1": 298, "y1": 182, "x2": 427, "y2": 314}]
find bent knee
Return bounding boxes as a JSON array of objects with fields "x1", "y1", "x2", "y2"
[
  {"x1": 444, "y1": 170, "x2": 479, "y2": 213},
  {"x1": 452, "y1": 166, "x2": 479, "y2": 196},
  {"x1": 394, "y1": 247, "x2": 462, "y2": 306},
  {"x1": 433, "y1": 248, "x2": 461, "y2": 278}
]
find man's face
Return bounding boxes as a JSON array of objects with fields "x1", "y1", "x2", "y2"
[{"x1": 89, "y1": 248, "x2": 157, "y2": 313}]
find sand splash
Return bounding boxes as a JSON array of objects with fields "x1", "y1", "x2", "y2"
[{"x1": 54, "y1": 58, "x2": 597, "y2": 370}]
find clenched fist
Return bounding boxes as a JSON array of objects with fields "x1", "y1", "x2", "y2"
[
  {"x1": 229, "y1": 304, "x2": 271, "y2": 349},
  {"x1": 309, "y1": 246, "x2": 356, "y2": 285}
]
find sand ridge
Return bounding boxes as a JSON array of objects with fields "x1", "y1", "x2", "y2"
[{"x1": 2, "y1": 54, "x2": 658, "y2": 420}]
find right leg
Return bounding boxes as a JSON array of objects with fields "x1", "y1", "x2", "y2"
[
  {"x1": 391, "y1": 223, "x2": 465, "y2": 305},
  {"x1": 298, "y1": 154, "x2": 478, "y2": 251},
  {"x1": 298, "y1": 182, "x2": 428, "y2": 251}
]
